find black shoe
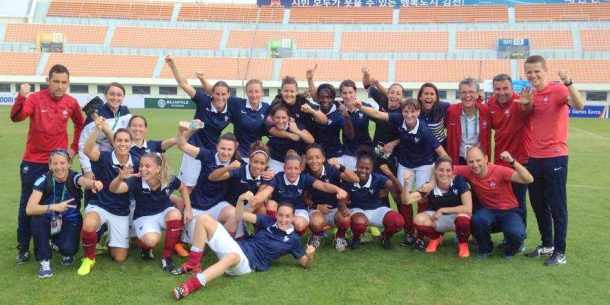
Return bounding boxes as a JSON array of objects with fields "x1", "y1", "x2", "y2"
[
  {"x1": 350, "y1": 237, "x2": 361, "y2": 250},
  {"x1": 16, "y1": 247, "x2": 30, "y2": 264},
  {"x1": 379, "y1": 236, "x2": 392, "y2": 250},
  {"x1": 413, "y1": 239, "x2": 425, "y2": 251},
  {"x1": 82, "y1": 96, "x2": 104, "y2": 116},
  {"x1": 400, "y1": 234, "x2": 416, "y2": 247},
  {"x1": 544, "y1": 252, "x2": 566, "y2": 266},
  {"x1": 161, "y1": 257, "x2": 175, "y2": 272},
  {"x1": 141, "y1": 249, "x2": 154, "y2": 260}
]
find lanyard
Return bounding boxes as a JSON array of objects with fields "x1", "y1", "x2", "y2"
[
  {"x1": 52, "y1": 176, "x2": 67, "y2": 204},
  {"x1": 463, "y1": 108, "x2": 479, "y2": 140},
  {"x1": 110, "y1": 111, "x2": 120, "y2": 130}
]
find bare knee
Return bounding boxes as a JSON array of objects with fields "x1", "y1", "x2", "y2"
[
  {"x1": 309, "y1": 212, "x2": 325, "y2": 230},
  {"x1": 414, "y1": 213, "x2": 433, "y2": 226},
  {"x1": 351, "y1": 214, "x2": 368, "y2": 226},
  {"x1": 140, "y1": 233, "x2": 160, "y2": 248},
  {"x1": 294, "y1": 217, "x2": 308, "y2": 231},
  {"x1": 111, "y1": 248, "x2": 129, "y2": 262}
]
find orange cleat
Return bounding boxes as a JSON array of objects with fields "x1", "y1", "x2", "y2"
[
  {"x1": 458, "y1": 242, "x2": 470, "y2": 258},
  {"x1": 174, "y1": 243, "x2": 189, "y2": 257},
  {"x1": 425, "y1": 236, "x2": 443, "y2": 253}
]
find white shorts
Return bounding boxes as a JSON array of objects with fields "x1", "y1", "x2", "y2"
[
  {"x1": 310, "y1": 208, "x2": 338, "y2": 226},
  {"x1": 268, "y1": 158, "x2": 284, "y2": 177},
  {"x1": 295, "y1": 209, "x2": 310, "y2": 225},
  {"x1": 425, "y1": 211, "x2": 458, "y2": 233},
  {"x1": 351, "y1": 206, "x2": 392, "y2": 227},
  {"x1": 133, "y1": 207, "x2": 180, "y2": 239},
  {"x1": 397, "y1": 163, "x2": 434, "y2": 191},
  {"x1": 85, "y1": 205, "x2": 130, "y2": 249},
  {"x1": 340, "y1": 155, "x2": 357, "y2": 172},
  {"x1": 207, "y1": 221, "x2": 252, "y2": 276},
  {"x1": 183, "y1": 201, "x2": 232, "y2": 244},
  {"x1": 178, "y1": 153, "x2": 202, "y2": 187}
]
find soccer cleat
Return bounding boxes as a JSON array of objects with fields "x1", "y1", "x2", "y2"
[
  {"x1": 378, "y1": 236, "x2": 392, "y2": 250},
  {"x1": 307, "y1": 234, "x2": 325, "y2": 249},
  {"x1": 77, "y1": 258, "x2": 96, "y2": 275},
  {"x1": 544, "y1": 252, "x2": 567, "y2": 266},
  {"x1": 526, "y1": 245, "x2": 554, "y2": 258},
  {"x1": 517, "y1": 244, "x2": 527, "y2": 255},
  {"x1": 172, "y1": 284, "x2": 190, "y2": 301},
  {"x1": 49, "y1": 239, "x2": 60, "y2": 253},
  {"x1": 171, "y1": 262, "x2": 202, "y2": 275},
  {"x1": 333, "y1": 237, "x2": 348, "y2": 252},
  {"x1": 82, "y1": 96, "x2": 104, "y2": 116},
  {"x1": 174, "y1": 243, "x2": 189, "y2": 257},
  {"x1": 458, "y1": 242, "x2": 470, "y2": 258},
  {"x1": 400, "y1": 234, "x2": 416, "y2": 247},
  {"x1": 162, "y1": 257, "x2": 176, "y2": 272},
  {"x1": 350, "y1": 237, "x2": 361, "y2": 250},
  {"x1": 413, "y1": 239, "x2": 425, "y2": 251},
  {"x1": 476, "y1": 250, "x2": 494, "y2": 259},
  {"x1": 369, "y1": 226, "x2": 381, "y2": 237},
  {"x1": 425, "y1": 236, "x2": 443, "y2": 253},
  {"x1": 38, "y1": 260, "x2": 53, "y2": 279},
  {"x1": 141, "y1": 248, "x2": 154, "y2": 260},
  {"x1": 61, "y1": 256, "x2": 75, "y2": 266},
  {"x1": 16, "y1": 249, "x2": 30, "y2": 264}
]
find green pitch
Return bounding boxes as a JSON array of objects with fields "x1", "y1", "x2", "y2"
[{"x1": 1, "y1": 107, "x2": 608, "y2": 304}]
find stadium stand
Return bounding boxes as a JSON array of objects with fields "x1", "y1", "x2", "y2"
[
  {"x1": 4, "y1": 23, "x2": 107, "y2": 44},
  {"x1": 279, "y1": 59, "x2": 389, "y2": 82},
  {"x1": 178, "y1": 4, "x2": 283, "y2": 23},
  {"x1": 110, "y1": 27, "x2": 223, "y2": 49},
  {"x1": 399, "y1": 5, "x2": 509, "y2": 23},
  {"x1": 289, "y1": 7, "x2": 393, "y2": 24},
  {"x1": 158, "y1": 56, "x2": 275, "y2": 81},
  {"x1": 227, "y1": 30, "x2": 334, "y2": 50},
  {"x1": 47, "y1": 0, "x2": 173, "y2": 20},
  {"x1": 456, "y1": 30, "x2": 573, "y2": 50},
  {"x1": 395, "y1": 60, "x2": 511, "y2": 83},
  {"x1": 580, "y1": 29, "x2": 610, "y2": 51},
  {"x1": 514, "y1": 3, "x2": 610, "y2": 22},
  {"x1": 44, "y1": 53, "x2": 157, "y2": 78},
  {"x1": 0, "y1": 52, "x2": 41, "y2": 75},
  {"x1": 341, "y1": 31, "x2": 449, "y2": 53}
]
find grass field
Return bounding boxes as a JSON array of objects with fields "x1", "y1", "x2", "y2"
[{"x1": 1, "y1": 106, "x2": 609, "y2": 305}]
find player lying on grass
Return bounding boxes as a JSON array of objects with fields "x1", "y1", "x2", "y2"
[{"x1": 171, "y1": 191, "x2": 315, "y2": 301}]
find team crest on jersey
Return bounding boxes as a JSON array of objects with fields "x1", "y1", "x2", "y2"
[
  {"x1": 413, "y1": 137, "x2": 420, "y2": 144},
  {"x1": 324, "y1": 178, "x2": 329, "y2": 183},
  {"x1": 261, "y1": 114, "x2": 265, "y2": 120},
  {"x1": 165, "y1": 189, "x2": 170, "y2": 196},
  {"x1": 369, "y1": 188, "x2": 374, "y2": 195},
  {"x1": 297, "y1": 188, "x2": 303, "y2": 195},
  {"x1": 488, "y1": 181, "x2": 497, "y2": 189},
  {"x1": 327, "y1": 119, "x2": 332, "y2": 125},
  {"x1": 296, "y1": 113, "x2": 301, "y2": 118},
  {"x1": 224, "y1": 115, "x2": 229, "y2": 122},
  {"x1": 543, "y1": 95, "x2": 549, "y2": 105},
  {"x1": 482, "y1": 120, "x2": 488, "y2": 128},
  {"x1": 283, "y1": 236, "x2": 289, "y2": 243},
  {"x1": 62, "y1": 109, "x2": 69, "y2": 118},
  {"x1": 452, "y1": 188, "x2": 458, "y2": 195},
  {"x1": 358, "y1": 112, "x2": 364, "y2": 119},
  {"x1": 256, "y1": 181, "x2": 261, "y2": 187},
  {"x1": 504, "y1": 109, "x2": 510, "y2": 116}
]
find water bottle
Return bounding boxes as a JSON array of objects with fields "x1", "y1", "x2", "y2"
[{"x1": 189, "y1": 120, "x2": 205, "y2": 130}]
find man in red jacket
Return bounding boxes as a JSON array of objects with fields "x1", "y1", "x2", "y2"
[{"x1": 10, "y1": 64, "x2": 85, "y2": 264}]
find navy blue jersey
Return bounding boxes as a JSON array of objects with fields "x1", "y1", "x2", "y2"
[
  {"x1": 90, "y1": 151, "x2": 139, "y2": 216},
  {"x1": 427, "y1": 175, "x2": 470, "y2": 211},
  {"x1": 312, "y1": 104, "x2": 345, "y2": 159},
  {"x1": 33, "y1": 172, "x2": 82, "y2": 223},
  {"x1": 238, "y1": 214, "x2": 306, "y2": 271},
  {"x1": 191, "y1": 148, "x2": 230, "y2": 210},
  {"x1": 126, "y1": 176, "x2": 181, "y2": 220},
  {"x1": 388, "y1": 114, "x2": 440, "y2": 168},
  {"x1": 270, "y1": 95, "x2": 318, "y2": 133},
  {"x1": 369, "y1": 87, "x2": 401, "y2": 146},
  {"x1": 343, "y1": 172, "x2": 388, "y2": 210},
  {"x1": 190, "y1": 90, "x2": 232, "y2": 150},
  {"x1": 267, "y1": 172, "x2": 316, "y2": 210},
  {"x1": 304, "y1": 163, "x2": 342, "y2": 208},
  {"x1": 227, "y1": 97, "x2": 271, "y2": 157},
  {"x1": 343, "y1": 106, "x2": 373, "y2": 156},
  {"x1": 226, "y1": 163, "x2": 269, "y2": 204},
  {"x1": 267, "y1": 122, "x2": 307, "y2": 163},
  {"x1": 130, "y1": 140, "x2": 164, "y2": 159},
  {"x1": 419, "y1": 101, "x2": 450, "y2": 143}
]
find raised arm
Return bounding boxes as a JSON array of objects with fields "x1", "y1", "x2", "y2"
[
  {"x1": 328, "y1": 158, "x2": 359, "y2": 183},
  {"x1": 558, "y1": 71, "x2": 584, "y2": 110},
  {"x1": 500, "y1": 151, "x2": 534, "y2": 184},
  {"x1": 165, "y1": 55, "x2": 196, "y2": 98},
  {"x1": 208, "y1": 160, "x2": 241, "y2": 182},
  {"x1": 379, "y1": 164, "x2": 401, "y2": 201},
  {"x1": 84, "y1": 116, "x2": 105, "y2": 162},
  {"x1": 355, "y1": 100, "x2": 389, "y2": 121},
  {"x1": 10, "y1": 84, "x2": 33, "y2": 122},
  {"x1": 300, "y1": 102, "x2": 328, "y2": 125},
  {"x1": 312, "y1": 180, "x2": 348, "y2": 200},
  {"x1": 195, "y1": 69, "x2": 214, "y2": 95},
  {"x1": 176, "y1": 121, "x2": 201, "y2": 158},
  {"x1": 338, "y1": 102, "x2": 355, "y2": 140},
  {"x1": 289, "y1": 121, "x2": 314, "y2": 144},
  {"x1": 298, "y1": 244, "x2": 316, "y2": 268},
  {"x1": 160, "y1": 131, "x2": 179, "y2": 151},
  {"x1": 401, "y1": 172, "x2": 424, "y2": 205},
  {"x1": 306, "y1": 64, "x2": 318, "y2": 101},
  {"x1": 109, "y1": 164, "x2": 138, "y2": 194},
  {"x1": 235, "y1": 191, "x2": 257, "y2": 224}
]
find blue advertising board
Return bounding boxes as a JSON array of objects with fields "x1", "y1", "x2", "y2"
[
  {"x1": 258, "y1": 0, "x2": 610, "y2": 8},
  {"x1": 569, "y1": 105, "x2": 608, "y2": 118}
]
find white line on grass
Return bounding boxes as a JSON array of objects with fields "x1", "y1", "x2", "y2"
[
  {"x1": 569, "y1": 126, "x2": 610, "y2": 141},
  {"x1": 567, "y1": 184, "x2": 610, "y2": 190}
]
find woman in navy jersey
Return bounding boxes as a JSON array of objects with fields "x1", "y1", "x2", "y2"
[
  {"x1": 269, "y1": 76, "x2": 328, "y2": 133},
  {"x1": 26, "y1": 149, "x2": 103, "y2": 278},
  {"x1": 266, "y1": 106, "x2": 314, "y2": 174},
  {"x1": 339, "y1": 148, "x2": 404, "y2": 250},
  {"x1": 176, "y1": 122, "x2": 242, "y2": 242},
  {"x1": 250, "y1": 150, "x2": 347, "y2": 237},
  {"x1": 417, "y1": 83, "x2": 450, "y2": 146},
  {"x1": 128, "y1": 115, "x2": 178, "y2": 158},
  {"x1": 402, "y1": 156, "x2": 473, "y2": 257},
  {"x1": 78, "y1": 117, "x2": 139, "y2": 275},
  {"x1": 109, "y1": 152, "x2": 191, "y2": 271},
  {"x1": 303, "y1": 144, "x2": 359, "y2": 251},
  {"x1": 339, "y1": 80, "x2": 373, "y2": 171}
]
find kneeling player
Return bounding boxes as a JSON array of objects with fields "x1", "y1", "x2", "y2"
[{"x1": 171, "y1": 191, "x2": 315, "y2": 301}]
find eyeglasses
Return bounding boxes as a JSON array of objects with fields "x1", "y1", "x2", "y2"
[
  {"x1": 50, "y1": 148, "x2": 68, "y2": 155},
  {"x1": 460, "y1": 91, "x2": 477, "y2": 96}
]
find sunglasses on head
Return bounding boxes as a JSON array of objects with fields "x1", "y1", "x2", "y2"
[{"x1": 50, "y1": 148, "x2": 70, "y2": 160}]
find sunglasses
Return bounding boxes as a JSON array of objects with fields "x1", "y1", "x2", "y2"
[{"x1": 50, "y1": 148, "x2": 70, "y2": 160}]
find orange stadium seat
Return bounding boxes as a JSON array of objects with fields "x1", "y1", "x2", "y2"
[
  {"x1": 47, "y1": 0, "x2": 173, "y2": 20},
  {"x1": 279, "y1": 59, "x2": 389, "y2": 82},
  {"x1": 341, "y1": 31, "x2": 448, "y2": 52},
  {"x1": 111, "y1": 27, "x2": 222, "y2": 49},
  {"x1": 394, "y1": 60, "x2": 510, "y2": 83},
  {"x1": 44, "y1": 53, "x2": 157, "y2": 78},
  {"x1": 178, "y1": 4, "x2": 283, "y2": 23},
  {"x1": 517, "y1": 59, "x2": 610, "y2": 84},
  {"x1": 456, "y1": 30, "x2": 573, "y2": 50},
  {"x1": 399, "y1": 5, "x2": 508, "y2": 23},
  {"x1": 158, "y1": 57, "x2": 274, "y2": 81},
  {"x1": 227, "y1": 30, "x2": 334, "y2": 49},
  {"x1": 0, "y1": 52, "x2": 42, "y2": 76},
  {"x1": 289, "y1": 7, "x2": 393, "y2": 24},
  {"x1": 580, "y1": 30, "x2": 610, "y2": 51},
  {"x1": 4, "y1": 23, "x2": 107, "y2": 44},
  {"x1": 515, "y1": 3, "x2": 610, "y2": 22}
]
